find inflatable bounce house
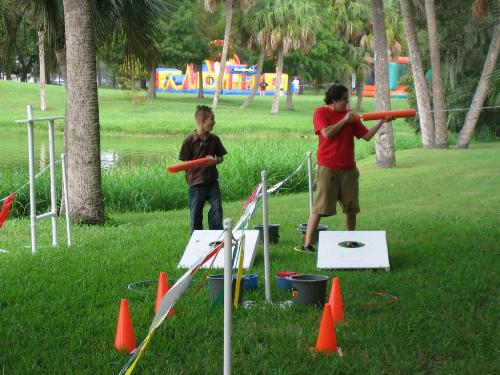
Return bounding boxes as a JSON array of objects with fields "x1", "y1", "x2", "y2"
[
  {"x1": 362, "y1": 56, "x2": 409, "y2": 98},
  {"x1": 156, "y1": 55, "x2": 288, "y2": 96}
]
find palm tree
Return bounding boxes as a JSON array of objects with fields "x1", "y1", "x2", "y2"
[
  {"x1": 457, "y1": 0, "x2": 500, "y2": 148},
  {"x1": 371, "y1": 0, "x2": 395, "y2": 168},
  {"x1": 203, "y1": 0, "x2": 254, "y2": 109},
  {"x1": 22, "y1": 0, "x2": 169, "y2": 224},
  {"x1": 62, "y1": 0, "x2": 104, "y2": 224},
  {"x1": 240, "y1": 47, "x2": 265, "y2": 108},
  {"x1": 399, "y1": 0, "x2": 435, "y2": 148},
  {"x1": 424, "y1": 0, "x2": 447, "y2": 148},
  {"x1": 38, "y1": 30, "x2": 47, "y2": 111},
  {"x1": 251, "y1": 0, "x2": 317, "y2": 114}
]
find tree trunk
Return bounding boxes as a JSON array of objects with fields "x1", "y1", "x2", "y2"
[
  {"x1": 241, "y1": 48, "x2": 265, "y2": 109},
  {"x1": 400, "y1": 0, "x2": 435, "y2": 148},
  {"x1": 372, "y1": 0, "x2": 396, "y2": 168},
  {"x1": 345, "y1": 78, "x2": 353, "y2": 110},
  {"x1": 285, "y1": 76, "x2": 293, "y2": 111},
  {"x1": 38, "y1": 30, "x2": 47, "y2": 111},
  {"x1": 197, "y1": 62, "x2": 204, "y2": 99},
  {"x1": 212, "y1": 0, "x2": 233, "y2": 109},
  {"x1": 457, "y1": 22, "x2": 500, "y2": 149},
  {"x1": 55, "y1": 46, "x2": 67, "y2": 86},
  {"x1": 355, "y1": 73, "x2": 365, "y2": 111},
  {"x1": 63, "y1": 0, "x2": 104, "y2": 225},
  {"x1": 424, "y1": 0, "x2": 447, "y2": 148},
  {"x1": 271, "y1": 48, "x2": 284, "y2": 114},
  {"x1": 147, "y1": 66, "x2": 156, "y2": 99}
]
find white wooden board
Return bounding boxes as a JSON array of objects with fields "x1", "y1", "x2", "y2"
[
  {"x1": 177, "y1": 230, "x2": 260, "y2": 269},
  {"x1": 317, "y1": 231, "x2": 390, "y2": 270}
]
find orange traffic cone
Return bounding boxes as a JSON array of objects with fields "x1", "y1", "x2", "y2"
[
  {"x1": 155, "y1": 272, "x2": 174, "y2": 317},
  {"x1": 328, "y1": 277, "x2": 344, "y2": 323},
  {"x1": 315, "y1": 303, "x2": 337, "y2": 354},
  {"x1": 114, "y1": 299, "x2": 136, "y2": 353}
]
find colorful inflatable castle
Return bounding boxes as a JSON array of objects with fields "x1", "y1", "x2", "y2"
[
  {"x1": 156, "y1": 55, "x2": 288, "y2": 96},
  {"x1": 362, "y1": 56, "x2": 409, "y2": 99}
]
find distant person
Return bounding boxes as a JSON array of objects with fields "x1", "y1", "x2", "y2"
[
  {"x1": 179, "y1": 105, "x2": 227, "y2": 232},
  {"x1": 292, "y1": 77, "x2": 300, "y2": 96},
  {"x1": 295, "y1": 83, "x2": 392, "y2": 253},
  {"x1": 259, "y1": 80, "x2": 268, "y2": 96}
]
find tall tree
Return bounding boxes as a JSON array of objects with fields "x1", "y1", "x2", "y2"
[
  {"x1": 399, "y1": 0, "x2": 435, "y2": 148},
  {"x1": 457, "y1": 0, "x2": 500, "y2": 148},
  {"x1": 424, "y1": 0, "x2": 447, "y2": 148},
  {"x1": 204, "y1": 0, "x2": 254, "y2": 108},
  {"x1": 250, "y1": 0, "x2": 317, "y2": 114},
  {"x1": 62, "y1": 0, "x2": 104, "y2": 224},
  {"x1": 38, "y1": 30, "x2": 47, "y2": 111},
  {"x1": 371, "y1": 0, "x2": 395, "y2": 167}
]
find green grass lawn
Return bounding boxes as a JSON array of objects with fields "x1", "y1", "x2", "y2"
[{"x1": 1, "y1": 145, "x2": 499, "y2": 374}]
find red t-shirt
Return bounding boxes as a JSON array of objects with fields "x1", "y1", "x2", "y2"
[{"x1": 313, "y1": 106, "x2": 368, "y2": 170}]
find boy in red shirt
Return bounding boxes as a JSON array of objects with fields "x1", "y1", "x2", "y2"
[{"x1": 296, "y1": 83, "x2": 391, "y2": 253}]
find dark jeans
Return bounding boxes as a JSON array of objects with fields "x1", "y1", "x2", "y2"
[{"x1": 188, "y1": 181, "x2": 223, "y2": 232}]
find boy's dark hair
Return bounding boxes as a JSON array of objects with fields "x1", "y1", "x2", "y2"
[
  {"x1": 324, "y1": 83, "x2": 348, "y2": 105},
  {"x1": 195, "y1": 105, "x2": 214, "y2": 122}
]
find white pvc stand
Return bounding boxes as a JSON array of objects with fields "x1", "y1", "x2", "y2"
[
  {"x1": 223, "y1": 218, "x2": 232, "y2": 375},
  {"x1": 307, "y1": 151, "x2": 313, "y2": 215},
  {"x1": 61, "y1": 154, "x2": 72, "y2": 246},
  {"x1": 261, "y1": 171, "x2": 271, "y2": 303},
  {"x1": 15, "y1": 105, "x2": 70, "y2": 253}
]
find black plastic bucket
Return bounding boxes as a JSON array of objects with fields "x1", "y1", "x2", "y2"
[
  {"x1": 289, "y1": 274, "x2": 329, "y2": 307},
  {"x1": 207, "y1": 274, "x2": 244, "y2": 304},
  {"x1": 253, "y1": 224, "x2": 280, "y2": 244},
  {"x1": 297, "y1": 223, "x2": 328, "y2": 244}
]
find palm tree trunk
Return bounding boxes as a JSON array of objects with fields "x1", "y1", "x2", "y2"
[
  {"x1": 38, "y1": 30, "x2": 47, "y2": 111},
  {"x1": 356, "y1": 73, "x2": 365, "y2": 111},
  {"x1": 400, "y1": 0, "x2": 435, "y2": 148},
  {"x1": 241, "y1": 48, "x2": 265, "y2": 109},
  {"x1": 147, "y1": 66, "x2": 156, "y2": 99},
  {"x1": 212, "y1": 0, "x2": 233, "y2": 109},
  {"x1": 197, "y1": 62, "x2": 204, "y2": 99},
  {"x1": 344, "y1": 78, "x2": 353, "y2": 110},
  {"x1": 55, "y1": 46, "x2": 67, "y2": 86},
  {"x1": 457, "y1": 22, "x2": 500, "y2": 149},
  {"x1": 271, "y1": 48, "x2": 284, "y2": 114},
  {"x1": 424, "y1": 0, "x2": 447, "y2": 148},
  {"x1": 63, "y1": 0, "x2": 104, "y2": 225},
  {"x1": 372, "y1": 0, "x2": 396, "y2": 168},
  {"x1": 285, "y1": 77, "x2": 293, "y2": 111}
]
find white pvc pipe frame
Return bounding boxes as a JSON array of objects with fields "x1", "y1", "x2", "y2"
[
  {"x1": 223, "y1": 218, "x2": 232, "y2": 375},
  {"x1": 15, "y1": 105, "x2": 71, "y2": 253}
]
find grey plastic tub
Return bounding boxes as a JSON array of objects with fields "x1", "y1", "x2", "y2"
[
  {"x1": 289, "y1": 274, "x2": 329, "y2": 307},
  {"x1": 253, "y1": 224, "x2": 280, "y2": 244},
  {"x1": 297, "y1": 223, "x2": 328, "y2": 244}
]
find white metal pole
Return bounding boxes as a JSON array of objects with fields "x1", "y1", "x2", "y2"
[
  {"x1": 307, "y1": 151, "x2": 313, "y2": 216},
  {"x1": 223, "y1": 218, "x2": 233, "y2": 375},
  {"x1": 27, "y1": 105, "x2": 37, "y2": 253},
  {"x1": 61, "y1": 154, "x2": 72, "y2": 246},
  {"x1": 261, "y1": 171, "x2": 271, "y2": 303},
  {"x1": 48, "y1": 120, "x2": 58, "y2": 246}
]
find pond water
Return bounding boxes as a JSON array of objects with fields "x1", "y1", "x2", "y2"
[{"x1": 0, "y1": 130, "x2": 183, "y2": 172}]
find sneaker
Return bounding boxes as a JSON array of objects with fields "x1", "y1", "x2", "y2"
[{"x1": 294, "y1": 244, "x2": 316, "y2": 253}]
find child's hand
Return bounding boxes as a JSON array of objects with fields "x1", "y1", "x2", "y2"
[{"x1": 206, "y1": 155, "x2": 218, "y2": 167}]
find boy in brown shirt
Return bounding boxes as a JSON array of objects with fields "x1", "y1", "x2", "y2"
[{"x1": 179, "y1": 105, "x2": 227, "y2": 232}]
